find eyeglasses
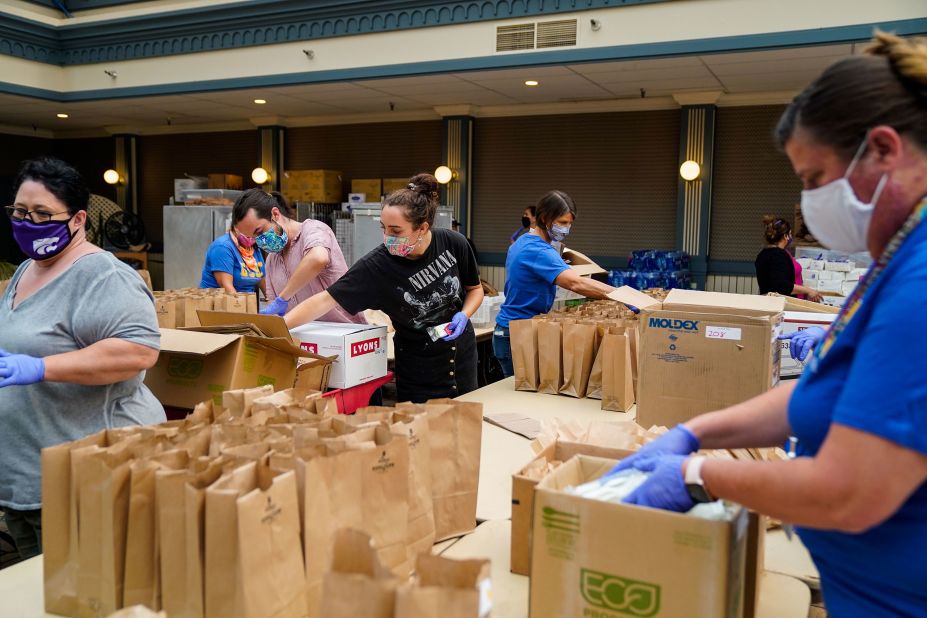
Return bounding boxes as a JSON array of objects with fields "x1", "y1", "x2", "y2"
[{"x1": 5, "y1": 205, "x2": 71, "y2": 223}]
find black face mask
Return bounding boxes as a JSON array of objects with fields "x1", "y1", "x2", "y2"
[{"x1": 521, "y1": 216, "x2": 531, "y2": 228}]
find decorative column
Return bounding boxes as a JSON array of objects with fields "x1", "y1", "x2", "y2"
[
  {"x1": 439, "y1": 110, "x2": 474, "y2": 234},
  {"x1": 257, "y1": 125, "x2": 285, "y2": 192},
  {"x1": 674, "y1": 95, "x2": 718, "y2": 290},
  {"x1": 113, "y1": 134, "x2": 137, "y2": 213}
]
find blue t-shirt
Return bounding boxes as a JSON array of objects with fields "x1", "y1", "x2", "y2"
[
  {"x1": 789, "y1": 219, "x2": 927, "y2": 617},
  {"x1": 199, "y1": 234, "x2": 264, "y2": 293},
  {"x1": 496, "y1": 234, "x2": 569, "y2": 328}
]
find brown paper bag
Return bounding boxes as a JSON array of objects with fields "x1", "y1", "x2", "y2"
[
  {"x1": 389, "y1": 412, "x2": 435, "y2": 565},
  {"x1": 510, "y1": 319, "x2": 539, "y2": 392},
  {"x1": 302, "y1": 428, "x2": 410, "y2": 617},
  {"x1": 395, "y1": 554, "x2": 491, "y2": 618},
  {"x1": 420, "y1": 399, "x2": 483, "y2": 541},
  {"x1": 154, "y1": 299, "x2": 176, "y2": 329},
  {"x1": 536, "y1": 320, "x2": 562, "y2": 395},
  {"x1": 221, "y1": 385, "x2": 275, "y2": 419},
  {"x1": 559, "y1": 322, "x2": 596, "y2": 398},
  {"x1": 601, "y1": 331, "x2": 635, "y2": 412},
  {"x1": 320, "y1": 528, "x2": 398, "y2": 618}
]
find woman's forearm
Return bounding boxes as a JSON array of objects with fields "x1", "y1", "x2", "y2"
[
  {"x1": 685, "y1": 381, "x2": 796, "y2": 449},
  {"x1": 461, "y1": 286, "x2": 484, "y2": 318},
  {"x1": 277, "y1": 247, "x2": 329, "y2": 300},
  {"x1": 284, "y1": 291, "x2": 339, "y2": 328},
  {"x1": 44, "y1": 339, "x2": 159, "y2": 385}
]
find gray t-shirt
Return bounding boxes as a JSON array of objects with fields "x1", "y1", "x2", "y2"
[{"x1": 0, "y1": 252, "x2": 165, "y2": 509}]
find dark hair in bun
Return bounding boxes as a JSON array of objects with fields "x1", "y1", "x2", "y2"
[
  {"x1": 762, "y1": 215, "x2": 791, "y2": 244},
  {"x1": 382, "y1": 173, "x2": 440, "y2": 229}
]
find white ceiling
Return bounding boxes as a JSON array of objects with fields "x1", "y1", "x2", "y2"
[{"x1": 0, "y1": 43, "x2": 860, "y2": 133}]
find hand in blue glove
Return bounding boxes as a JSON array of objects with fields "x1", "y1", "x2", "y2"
[
  {"x1": 778, "y1": 326, "x2": 826, "y2": 362},
  {"x1": 259, "y1": 296, "x2": 289, "y2": 317},
  {"x1": 442, "y1": 311, "x2": 469, "y2": 342},
  {"x1": 603, "y1": 424, "x2": 699, "y2": 479},
  {"x1": 623, "y1": 454, "x2": 694, "y2": 512},
  {"x1": 0, "y1": 349, "x2": 46, "y2": 388}
]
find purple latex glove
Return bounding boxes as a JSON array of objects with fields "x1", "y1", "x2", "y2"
[
  {"x1": 442, "y1": 311, "x2": 469, "y2": 342},
  {"x1": 779, "y1": 326, "x2": 826, "y2": 361},
  {"x1": 623, "y1": 455, "x2": 694, "y2": 512},
  {"x1": 0, "y1": 349, "x2": 46, "y2": 388},
  {"x1": 259, "y1": 296, "x2": 289, "y2": 316},
  {"x1": 603, "y1": 425, "x2": 699, "y2": 478}
]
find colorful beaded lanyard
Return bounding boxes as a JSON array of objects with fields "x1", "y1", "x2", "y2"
[{"x1": 810, "y1": 196, "x2": 927, "y2": 368}]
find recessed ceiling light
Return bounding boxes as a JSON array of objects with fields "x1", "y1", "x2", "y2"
[
  {"x1": 56, "y1": 113, "x2": 69, "y2": 118},
  {"x1": 524, "y1": 80, "x2": 539, "y2": 87},
  {"x1": 254, "y1": 98, "x2": 267, "y2": 104}
]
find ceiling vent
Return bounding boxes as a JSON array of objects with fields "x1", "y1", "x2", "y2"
[{"x1": 496, "y1": 19, "x2": 577, "y2": 52}]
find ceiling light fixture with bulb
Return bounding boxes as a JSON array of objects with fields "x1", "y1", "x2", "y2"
[
  {"x1": 254, "y1": 99, "x2": 267, "y2": 105},
  {"x1": 679, "y1": 160, "x2": 701, "y2": 181},
  {"x1": 252, "y1": 167, "x2": 271, "y2": 185},
  {"x1": 56, "y1": 113, "x2": 69, "y2": 119},
  {"x1": 434, "y1": 166, "x2": 456, "y2": 185},
  {"x1": 525, "y1": 80, "x2": 539, "y2": 87},
  {"x1": 103, "y1": 169, "x2": 123, "y2": 185}
]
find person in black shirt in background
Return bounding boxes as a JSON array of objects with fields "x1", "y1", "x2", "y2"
[
  {"x1": 285, "y1": 173, "x2": 484, "y2": 403},
  {"x1": 755, "y1": 215, "x2": 823, "y2": 301}
]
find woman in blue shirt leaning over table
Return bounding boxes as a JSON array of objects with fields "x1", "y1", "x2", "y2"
[
  {"x1": 492, "y1": 190, "x2": 617, "y2": 377},
  {"x1": 607, "y1": 32, "x2": 927, "y2": 617},
  {"x1": 199, "y1": 189, "x2": 266, "y2": 294}
]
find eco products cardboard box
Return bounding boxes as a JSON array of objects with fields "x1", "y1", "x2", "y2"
[
  {"x1": 207, "y1": 173, "x2": 243, "y2": 190},
  {"x1": 511, "y1": 441, "x2": 635, "y2": 576},
  {"x1": 145, "y1": 312, "x2": 332, "y2": 408},
  {"x1": 281, "y1": 169, "x2": 343, "y2": 203},
  {"x1": 561, "y1": 246, "x2": 607, "y2": 277},
  {"x1": 290, "y1": 322, "x2": 388, "y2": 389},
  {"x1": 382, "y1": 178, "x2": 409, "y2": 195},
  {"x1": 779, "y1": 312, "x2": 837, "y2": 377},
  {"x1": 530, "y1": 455, "x2": 748, "y2": 618},
  {"x1": 351, "y1": 178, "x2": 382, "y2": 199},
  {"x1": 637, "y1": 289, "x2": 784, "y2": 428}
]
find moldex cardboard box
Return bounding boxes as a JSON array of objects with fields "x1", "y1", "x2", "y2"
[
  {"x1": 529, "y1": 455, "x2": 748, "y2": 618},
  {"x1": 637, "y1": 290, "x2": 784, "y2": 428},
  {"x1": 779, "y1": 312, "x2": 837, "y2": 378},
  {"x1": 289, "y1": 322, "x2": 388, "y2": 389}
]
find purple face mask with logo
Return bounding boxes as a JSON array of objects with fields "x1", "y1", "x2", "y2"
[{"x1": 12, "y1": 218, "x2": 74, "y2": 260}]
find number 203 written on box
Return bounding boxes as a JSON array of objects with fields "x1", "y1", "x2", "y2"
[{"x1": 705, "y1": 326, "x2": 742, "y2": 341}]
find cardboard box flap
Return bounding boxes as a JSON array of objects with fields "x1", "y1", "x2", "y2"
[
  {"x1": 158, "y1": 328, "x2": 240, "y2": 355},
  {"x1": 662, "y1": 289, "x2": 785, "y2": 316},
  {"x1": 241, "y1": 334, "x2": 331, "y2": 360},
  {"x1": 561, "y1": 247, "x2": 607, "y2": 276},
  {"x1": 197, "y1": 310, "x2": 295, "y2": 343},
  {"x1": 606, "y1": 286, "x2": 661, "y2": 311},
  {"x1": 290, "y1": 321, "x2": 380, "y2": 336}
]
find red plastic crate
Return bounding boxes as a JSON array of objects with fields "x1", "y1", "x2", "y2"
[{"x1": 322, "y1": 371, "x2": 395, "y2": 414}]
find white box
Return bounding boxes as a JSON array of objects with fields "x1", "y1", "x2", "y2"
[
  {"x1": 821, "y1": 296, "x2": 846, "y2": 309},
  {"x1": 809, "y1": 260, "x2": 826, "y2": 270},
  {"x1": 847, "y1": 268, "x2": 868, "y2": 281},
  {"x1": 348, "y1": 193, "x2": 366, "y2": 204},
  {"x1": 841, "y1": 280, "x2": 859, "y2": 297},
  {"x1": 825, "y1": 261, "x2": 855, "y2": 272},
  {"x1": 796, "y1": 258, "x2": 812, "y2": 269},
  {"x1": 289, "y1": 322, "x2": 388, "y2": 389},
  {"x1": 817, "y1": 280, "x2": 843, "y2": 293},
  {"x1": 804, "y1": 270, "x2": 822, "y2": 281},
  {"x1": 780, "y1": 312, "x2": 838, "y2": 377}
]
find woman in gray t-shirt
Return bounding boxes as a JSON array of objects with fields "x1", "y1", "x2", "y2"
[{"x1": 0, "y1": 157, "x2": 164, "y2": 561}]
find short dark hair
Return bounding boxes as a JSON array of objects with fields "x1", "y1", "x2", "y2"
[
  {"x1": 776, "y1": 31, "x2": 927, "y2": 159},
  {"x1": 762, "y1": 215, "x2": 792, "y2": 244},
  {"x1": 525, "y1": 206, "x2": 536, "y2": 216},
  {"x1": 534, "y1": 190, "x2": 576, "y2": 231},
  {"x1": 14, "y1": 157, "x2": 89, "y2": 215},
  {"x1": 231, "y1": 188, "x2": 292, "y2": 224},
  {"x1": 382, "y1": 173, "x2": 439, "y2": 229}
]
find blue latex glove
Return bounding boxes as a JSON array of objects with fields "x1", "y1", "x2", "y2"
[
  {"x1": 779, "y1": 326, "x2": 826, "y2": 362},
  {"x1": 443, "y1": 311, "x2": 469, "y2": 342},
  {"x1": 623, "y1": 455, "x2": 694, "y2": 512},
  {"x1": 0, "y1": 349, "x2": 46, "y2": 388},
  {"x1": 259, "y1": 296, "x2": 289, "y2": 316},
  {"x1": 603, "y1": 425, "x2": 699, "y2": 479}
]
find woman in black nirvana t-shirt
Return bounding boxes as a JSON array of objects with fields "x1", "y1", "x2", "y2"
[{"x1": 284, "y1": 173, "x2": 484, "y2": 403}]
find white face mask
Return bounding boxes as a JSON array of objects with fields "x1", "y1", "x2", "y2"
[{"x1": 799, "y1": 136, "x2": 888, "y2": 253}]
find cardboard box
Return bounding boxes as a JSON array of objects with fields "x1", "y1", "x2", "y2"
[
  {"x1": 809, "y1": 260, "x2": 826, "y2": 271},
  {"x1": 289, "y1": 322, "x2": 388, "y2": 389},
  {"x1": 841, "y1": 280, "x2": 858, "y2": 297},
  {"x1": 347, "y1": 193, "x2": 366, "y2": 204},
  {"x1": 765, "y1": 293, "x2": 839, "y2": 315},
  {"x1": 511, "y1": 441, "x2": 635, "y2": 576},
  {"x1": 803, "y1": 270, "x2": 822, "y2": 281},
  {"x1": 281, "y1": 169, "x2": 343, "y2": 203},
  {"x1": 825, "y1": 261, "x2": 854, "y2": 272},
  {"x1": 779, "y1": 311, "x2": 837, "y2": 377},
  {"x1": 207, "y1": 174, "x2": 243, "y2": 191},
  {"x1": 382, "y1": 178, "x2": 409, "y2": 194},
  {"x1": 530, "y1": 455, "x2": 748, "y2": 618},
  {"x1": 146, "y1": 312, "x2": 332, "y2": 409},
  {"x1": 637, "y1": 290, "x2": 783, "y2": 428},
  {"x1": 174, "y1": 177, "x2": 207, "y2": 203},
  {"x1": 816, "y1": 280, "x2": 843, "y2": 293},
  {"x1": 561, "y1": 246, "x2": 607, "y2": 277},
  {"x1": 821, "y1": 295, "x2": 846, "y2": 309},
  {"x1": 351, "y1": 178, "x2": 382, "y2": 199}
]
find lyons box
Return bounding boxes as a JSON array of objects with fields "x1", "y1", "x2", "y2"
[
  {"x1": 511, "y1": 441, "x2": 635, "y2": 576},
  {"x1": 530, "y1": 455, "x2": 748, "y2": 618},
  {"x1": 289, "y1": 322, "x2": 388, "y2": 389},
  {"x1": 779, "y1": 312, "x2": 837, "y2": 378},
  {"x1": 145, "y1": 312, "x2": 332, "y2": 408},
  {"x1": 637, "y1": 289, "x2": 784, "y2": 428}
]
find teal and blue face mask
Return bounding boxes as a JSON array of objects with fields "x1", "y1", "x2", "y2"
[{"x1": 255, "y1": 222, "x2": 288, "y2": 253}]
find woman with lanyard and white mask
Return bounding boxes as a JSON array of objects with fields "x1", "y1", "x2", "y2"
[{"x1": 597, "y1": 32, "x2": 927, "y2": 616}]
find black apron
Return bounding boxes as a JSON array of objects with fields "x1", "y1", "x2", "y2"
[{"x1": 393, "y1": 323, "x2": 478, "y2": 403}]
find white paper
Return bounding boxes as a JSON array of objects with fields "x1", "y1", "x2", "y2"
[{"x1": 705, "y1": 326, "x2": 742, "y2": 341}]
